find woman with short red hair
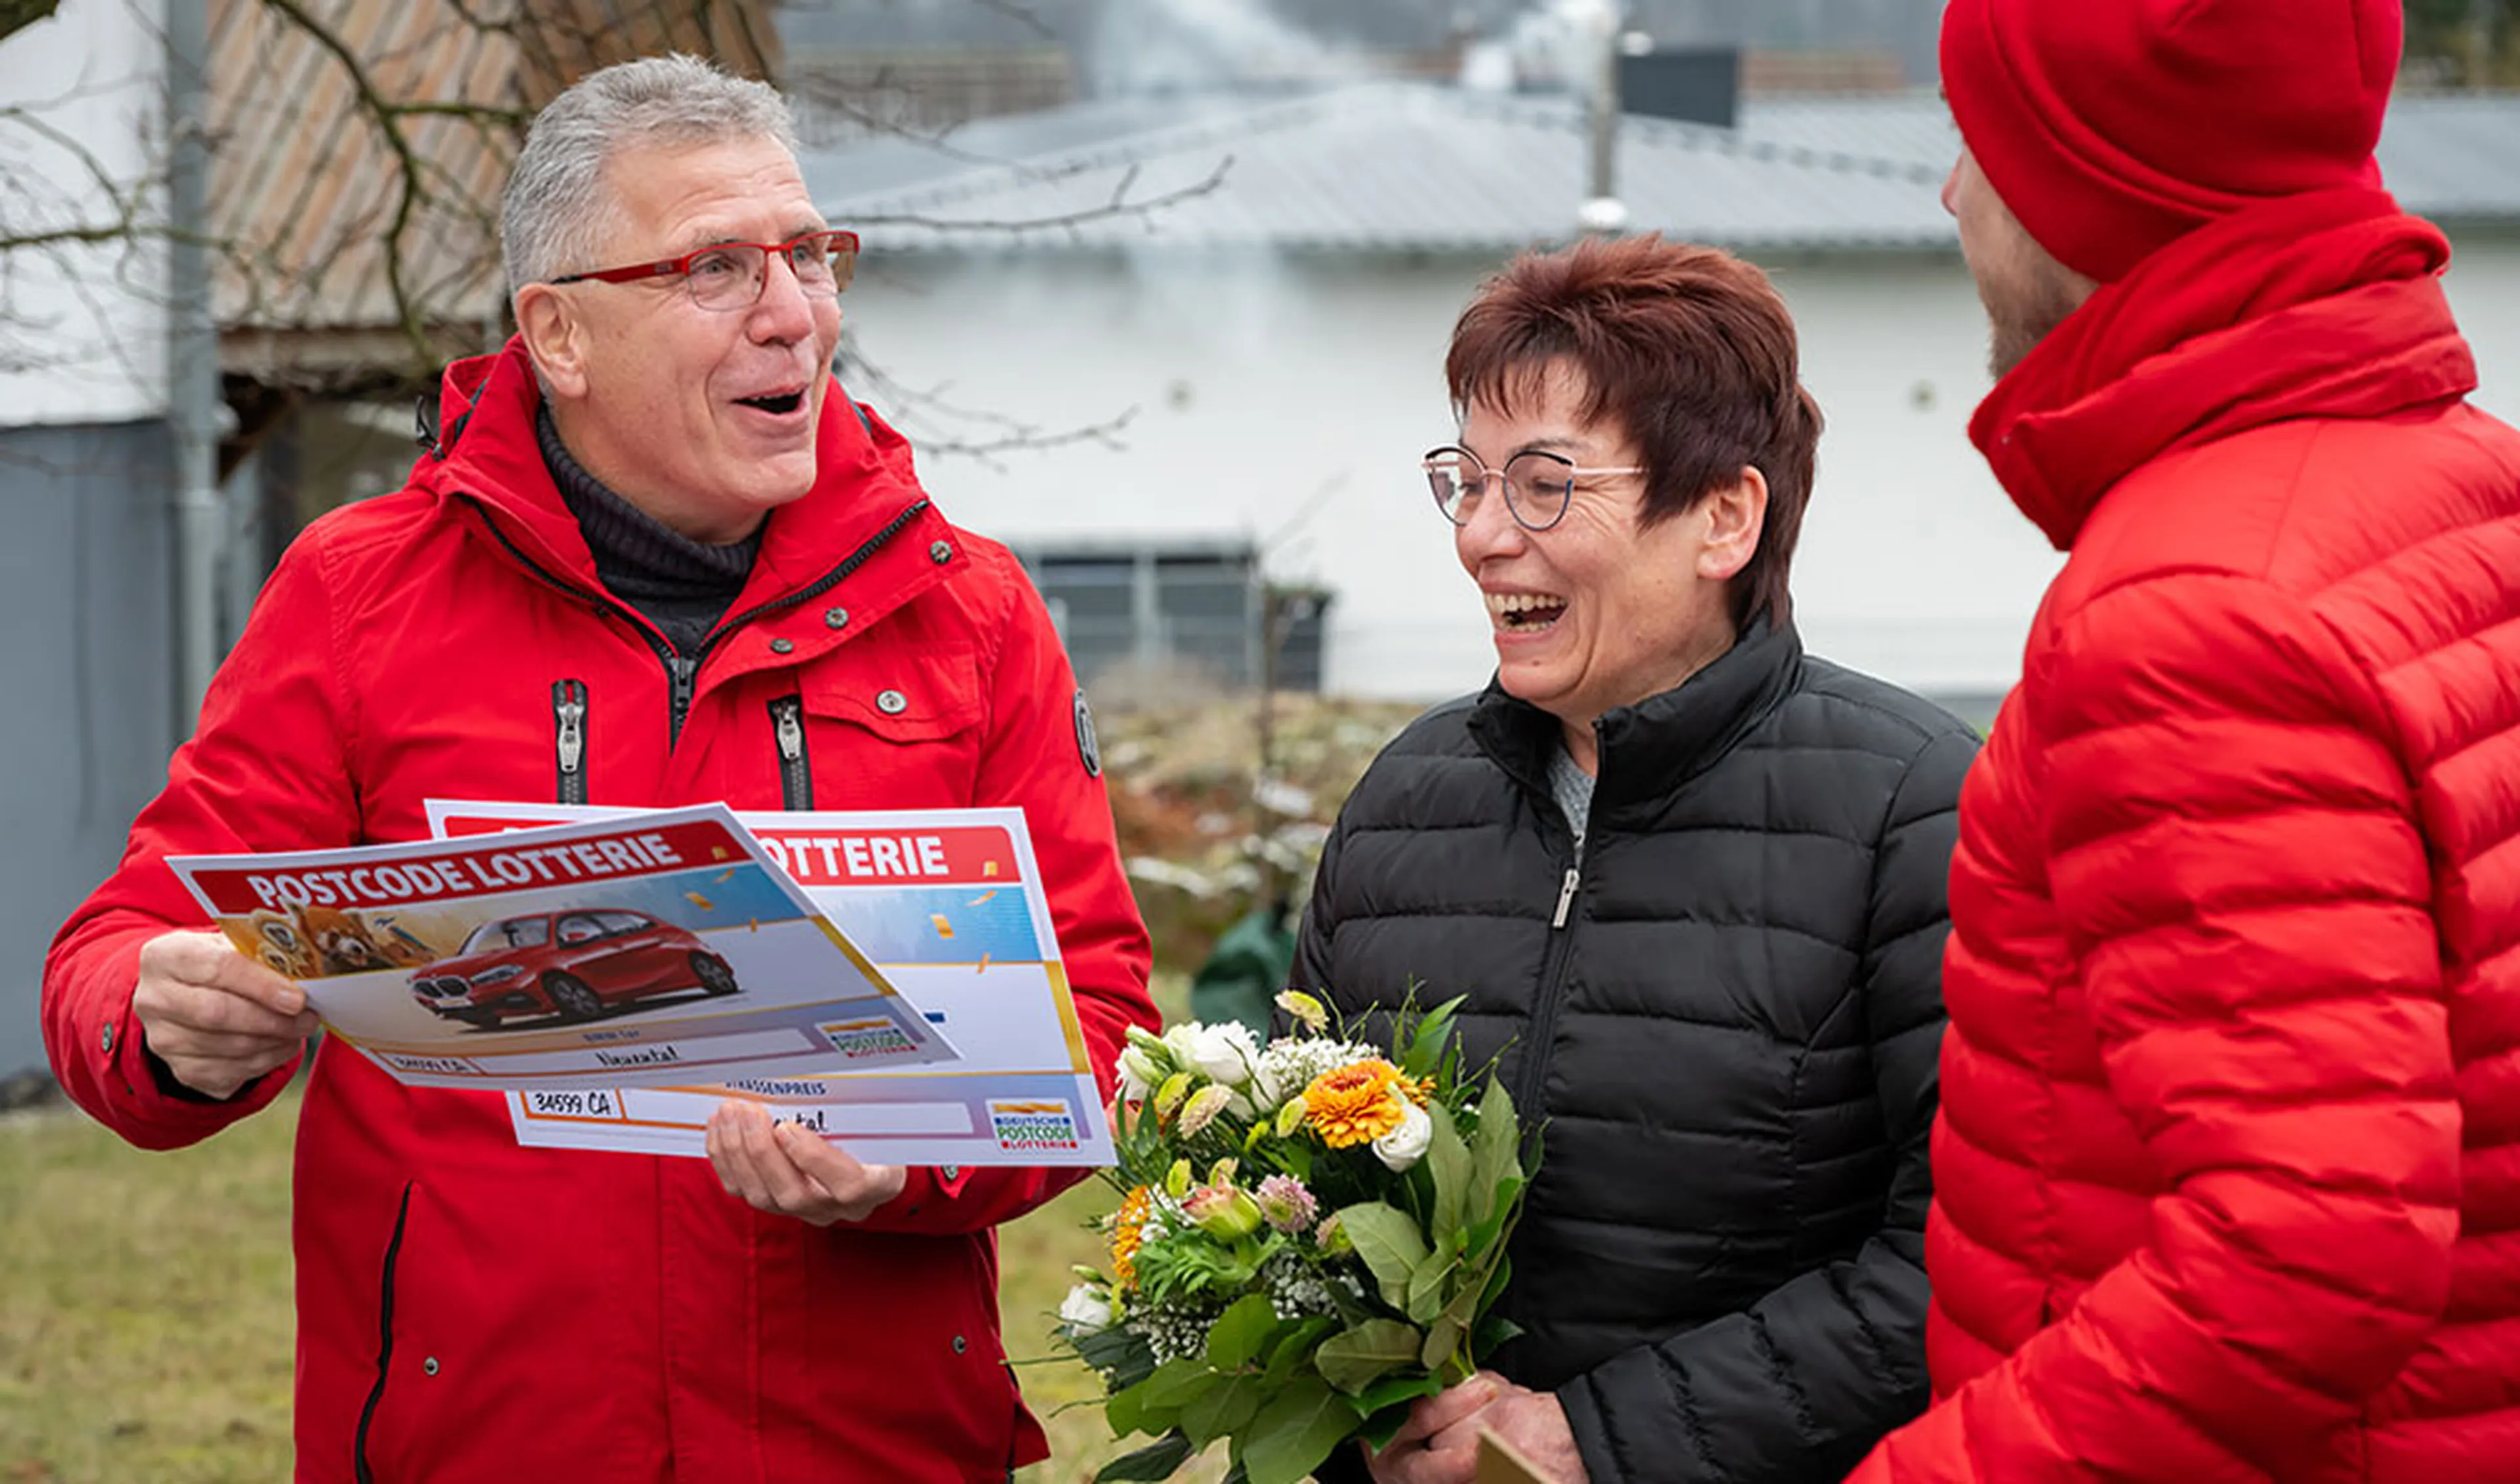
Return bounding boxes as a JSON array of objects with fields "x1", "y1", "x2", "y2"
[{"x1": 1294, "y1": 235, "x2": 1977, "y2": 1483}]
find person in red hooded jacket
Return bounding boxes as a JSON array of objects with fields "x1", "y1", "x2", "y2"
[
  {"x1": 1845, "y1": 2, "x2": 2520, "y2": 1480},
  {"x1": 41, "y1": 54, "x2": 1158, "y2": 1482}
]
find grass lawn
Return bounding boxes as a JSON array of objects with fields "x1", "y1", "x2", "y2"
[{"x1": 0, "y1": 1086, "x2": 1227, "y2": 1483}]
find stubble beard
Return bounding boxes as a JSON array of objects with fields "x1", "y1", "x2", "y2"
[{"x1": 1983, "y1": 256, "x2": 2091, "y2": 382}]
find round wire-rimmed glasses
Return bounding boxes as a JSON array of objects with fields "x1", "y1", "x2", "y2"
[
  {"x1": 547, "y1": 228, "x2": 861, "y2": 312},
  {"x1": 1422, "y1": 445, "x2": 1647, "y2": 532}
]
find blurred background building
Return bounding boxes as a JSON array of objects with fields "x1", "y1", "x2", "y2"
[{"x1": 4, "y1": 0, "x2": 2519, "y2": 1079}]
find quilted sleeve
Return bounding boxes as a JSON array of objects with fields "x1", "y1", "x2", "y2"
[
  {"x1": 858, "y1": 557, "x2": 1158, "y2": 1235},
  {"x1": 1561, "y1": 725, "x2": 1972, "y2": 1482},
  {"x1": 1288, "y1": 812, "x2": 1346, "y2": 1003},
  {"x1": 43, "y1": 527, "x2": 361, "y2": 1148},
  {"x1": 1848, "y1": 573, "x2": 2458, "y2": 1483}
]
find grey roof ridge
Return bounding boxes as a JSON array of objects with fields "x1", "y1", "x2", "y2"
[
  {"x1": 831, "y1": 83, "x2": 1370, "y2": 214},
  {"x1": 833, "y1": 78, "x2": 1951, "y2": 216}
]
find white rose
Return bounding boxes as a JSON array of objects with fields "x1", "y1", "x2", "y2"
[
  {"x1": 1059, "y1": 1283, "x2": 1113, "y2": 1336},
  {"x1": 1185, "y1": 1022, "x2": 1263, "y2": 1087},
  {"x1": 1372, "y1": 1100, "x2": 1433, "y2": 1172}
]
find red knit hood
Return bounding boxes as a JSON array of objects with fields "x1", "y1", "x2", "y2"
[{"x1": 1969, "y1": 187, "x2": 2477, "y2": 551}]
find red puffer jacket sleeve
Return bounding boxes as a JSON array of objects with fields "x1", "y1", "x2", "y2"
[
  {"x1": 43, "y1": 525, "x2": 359, "y2": 1148},
  {"x1": 1851, "y1": 573, "x2": 2460, "y2": 1482},
  {"x1": 858, "y1": 555, "x2": 1157, "y2": 1235}
]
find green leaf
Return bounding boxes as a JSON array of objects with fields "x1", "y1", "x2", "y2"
[
  {"x1": 1403, "y1": 1250, "x2": 1457, "y2": 1325},
  {"x1": 1181, "y1": 1372, "x2": 1267, "y2": 1450},
  {"x1": 1420, "y1": 1247, "x2": 1497, "y2": 1376},
  {"x1": 1334, "y1": 1202, "x2": 1431, "y2": 1309},
  {"x1": 1424, "y1": 1102, "x2": 1471, "y2": 1250},
  {"x1": 1322, "y1": 1270, "x2": 1382, "y2": 1327},
  {"x1": 1480, "y1": 1251, "x2": 1514, "y2": 1315},
  {"x1": 1398, "y1": 997, "x2": 1464, "y2": 1080},
  {"x1": 1353, "y1": 1371, "x2": 1444, "y2": 1420},
  {"x1": 1466, "y1": 1081, "x2": 1521, "y2": 1227},
  {"x1": 1419, "y1": 1313, "x2": 1466, "y2": 1374},
  {"x1": 1108, "y1": 1357, "x2": 1219, "y2": 1437},
  {"x1": 1095, "y1": 1429, "x2": 1198, "y2": 1482},
  {"x1": 1358, "y1": 1406, "x2": 1413, "y2": 1454},
  {"x1": 1238, "y1": 1374, "x2": 1366, "y2": 1484},
  {"x1": 1473, "y1": 1311, "x2": 1526, "y2": 1359},
  {"x1": 1461, "y1": 1174, "x2": 1526, "y2": 1260},
  {"x1": 1206, "y1": 1293, "x2": 1284, "y2": 1371},
  {"x1": 1106, "y1": 1382, "x2": 1152, "y2": 1438},
  {"x1": 1261, "y1": 1315, "x2": 1340, "y2": 1389},
  {"x1": 1075, "y1": 1323, "x2": 1158, "y2": 1391},
  {"x1": 1312, "y1": 1318, "x2": 1422, "y2": 1394}
]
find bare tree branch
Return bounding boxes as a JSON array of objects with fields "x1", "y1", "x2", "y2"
[
  {"x1": 0, "y1": 0, "x2": 60, "y2": 48},
  {"x1": 3, "y1": 0, "x2": 1224, "y2": 467},
  {"x1": 967, "y1": 0, "x2": 1055, "y2": 43},
  {"x1": 837, "y1": 336, "x2": 1139, "y2": 468},
  {"x1": 855, "y1": 155, "x2": 1236, "y2": 237},
  {"x1": 255, "y1": 0, "x2": 437, "y2": 365}
]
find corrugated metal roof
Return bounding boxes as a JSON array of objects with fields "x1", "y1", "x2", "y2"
[
  {"x1": 205, "y1": 0, "x2": 780, "y2": 365},
  {"x1": 1738, "y1": 92, "x2": 2520, "y2": 226},
  {"x1": 1739, "y1": 91, "x2": 2520, "y2": 222},
  {"x1": 813, "y1": 83, "x2": 2520, "y2": 257},
  {"x1": 1731, "y1": 94, "x2": 1960, "y2": 171},
  {"x1": 816, "y1": 83, "x2": 1952, "y2": 255},
  {"x1": 208, "y1": 1, "x2": 516, "y2": 337}
]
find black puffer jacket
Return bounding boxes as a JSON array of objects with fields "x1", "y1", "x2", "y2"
[{"x1": 1293, "y1": 620, "x2": 1975, "y2": 1483}]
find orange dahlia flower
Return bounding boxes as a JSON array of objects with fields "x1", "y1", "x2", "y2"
[{"x1": 1303, "y1": 1059, "x2": 1410, "y2": 1147}]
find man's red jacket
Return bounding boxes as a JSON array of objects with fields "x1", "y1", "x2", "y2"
[
  {"x1": 43, "y1": 339, "x2": 1158, "y2": 1481},
  {"x1": 1851, "y1": 190, "x2": 2520, "y2": 1480}
]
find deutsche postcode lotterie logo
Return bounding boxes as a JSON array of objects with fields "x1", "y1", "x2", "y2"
[
  {"x1": 819, "y1": 1018, "x2": 918, "y2": 1060},
  {"x1": 990, "y1": 1100, "x2": 1080, "y2": 1151}
]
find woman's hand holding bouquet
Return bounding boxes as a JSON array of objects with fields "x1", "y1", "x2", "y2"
[{"x1": 1054, "y1": 991, "x2": 1532, "y2": 1484}]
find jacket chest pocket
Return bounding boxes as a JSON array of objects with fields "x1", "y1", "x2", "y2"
[{"x1": 783, "y1": 647, "x2": 986, "y2": 808}]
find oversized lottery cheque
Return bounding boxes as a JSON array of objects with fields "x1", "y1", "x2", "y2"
[
  {"x1": 169, "y1": 804, "x2": 956, "y2": 1091},
  {"x1": 429, "y1": 800, "x2": 1115, "y2": 1166}
]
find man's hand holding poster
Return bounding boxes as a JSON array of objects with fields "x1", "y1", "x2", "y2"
[{"x1": 168, "y1": 803, "x2": 956, "y2": 1090}]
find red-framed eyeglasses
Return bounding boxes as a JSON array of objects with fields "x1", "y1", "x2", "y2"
[{"x1": 547, "y1": 228, "x2": 860, "y2": 312}]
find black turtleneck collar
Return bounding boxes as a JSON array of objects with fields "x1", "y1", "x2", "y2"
[
  {"x1": 1466, "y1": 615, "x2": 1803, "y2": 815},
  {"x1": 536, "y1": 403, "x2": 763, "y2": 657}
]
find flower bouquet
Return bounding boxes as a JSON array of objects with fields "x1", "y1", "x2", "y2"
[{"x1": 1053, "y1": 991, "x2": 1531, "y2": 1484}]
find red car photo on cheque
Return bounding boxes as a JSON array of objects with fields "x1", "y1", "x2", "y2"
[{"x1": 408, "y1": 907, "x2": 739, "y2": 1029}]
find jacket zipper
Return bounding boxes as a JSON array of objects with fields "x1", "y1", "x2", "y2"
[
  {"x1": 708, "y1": 497, "x2": 931, "y2": 639},
  {"x1": 471, "y1": 497, "x2": 931, "y2": 752},
  {"x1": 667, "y1": 657, "x2": 700, "y2": 746},
  {"x1": 768, "y1": 695, "x2": 812, "y2": 809},
  {"x1": 1515, "y1": 862, "x2": 1583, "y2": 1126},
  {"x1": 1515, "y1": 741, "x2": 1593, "y2": 1136},
  {"x1": 551, "y1": 679, "x2": 588, "y2": 805},
  {"x1": 352, "y1": 1182, "x2": 415, "y2": 1484}
]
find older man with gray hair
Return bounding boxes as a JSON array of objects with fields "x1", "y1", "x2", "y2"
[{"x1": 42, "y1": 54, "x2": 1156, "y2": 1481}]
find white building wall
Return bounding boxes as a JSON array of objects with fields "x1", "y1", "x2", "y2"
[
  {"x1": 0, "y1": 0, "x2": 171, "y2": 426},
  {"x1": 1765, "y1": 254, "x2": 2060, "y2": 698},
  {"x1": 847, "y1": 251, "x2": 1486, "y2": 700},
  {"x1": 846, "y1": 236, "x2": 2520, "y2": 705},
  {"x1": 2445, "y1": 235, "x2": 2520, "y2": 426}
]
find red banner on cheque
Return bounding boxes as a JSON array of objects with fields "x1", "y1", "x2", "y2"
[
  {"x1": 182, "y1": 818, "x2": 746, "y2": 916},
  {"x1": 751, "y1": 826, "x2": 1018, "y2": 888},
  {"x1": 429, "y1": 809, "x2": 1022, "y2": 890}
]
